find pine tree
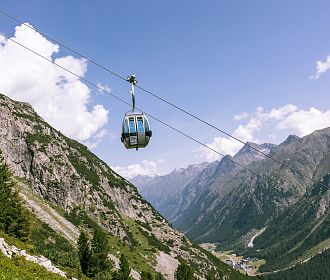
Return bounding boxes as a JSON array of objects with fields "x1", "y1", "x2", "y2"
[
  {"x1": 112, "y1": 254, "x2": 132, "y2": 280},
  {"x1": 119, "y1": 254, "x2": 131, "y2": 279},
  {"x1": 141, "y1": 271, "x2": 153, "y2": 280},
  {"x1": 77, "y1": 230, "x2": 91, "y2": 275},
  {"x1": 0, "y1": 151, "x2": 29, "y2": 241},
  {"x1": 155, "y1": 272, "x2": 165, "y2": 280},
  {"x1": 88, "y1": 227, "x2": 111, "y2": 277},
  {"x1": 175, "y1": 262, "x2": 197, "y2": 280}
]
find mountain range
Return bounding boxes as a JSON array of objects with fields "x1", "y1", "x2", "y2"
[
  {"x1": 133, "y1": 129, "x2": 330, "y2": 275},
  {"x1": 0, "y1": 93, "x2": 250, "y2": 280}
]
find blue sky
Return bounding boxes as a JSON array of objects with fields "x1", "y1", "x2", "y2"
[{"x1": 1, "y1": 1, "x2": 330, "y2": 178}]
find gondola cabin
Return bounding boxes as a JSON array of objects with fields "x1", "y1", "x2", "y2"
[{"x1": 121, "y1": 112, "x2": 152, "y2": 149}]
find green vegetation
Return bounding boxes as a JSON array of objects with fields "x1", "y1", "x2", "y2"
[
  {"x1": 112, "y1": 254, "x2": 132, "y2": 280},
  {"x1": 64, "y1": 136, "x2": 127, "y2": 190},
  {"x1": 30, "y1": 219, "x2": 80, "y2": 271},
  {"x1": 77, "y1": 228, "x2": 113, "y2": 278},
  {"x1": 0, "y1": 254, "x2": 64, "y2": 280},
  {"x1": 78, "y1": 231, "x2": 91, "y2": 275},
  {"x1": 266, "y1": 249, "x2": 330, "y2": 280},
  {"x1": 155, "y1": 272, "x2": 166, "y2": 280},
  {"x1": 141, "y1": 271, "x2": 154, "y2": 280},
  {"x1": 246, "y1": 174, "x2": 330, "y2": 272},
  {"x1": 175, "y1": 262, "x2": 197, "y2": 280}
]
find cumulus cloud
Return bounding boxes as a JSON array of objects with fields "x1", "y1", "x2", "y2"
[
  {"x1": 276, "y1": 107, "x2": 330, "y2": 136},
  {"x1": 0, "y1": 24, "x2": 108, "y2": 145},
  {"x1": 113, "y1": 160, "x2": 165, "y2": 179},
  {"x1": 309, "y1": 55, "x2": 330, "y2": 79},
  {"x1": 198, "y1": 104, "x2": 330, "y2": 161}
]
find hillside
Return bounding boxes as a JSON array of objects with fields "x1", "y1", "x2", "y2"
[
  {"x1": 0, "y1": 93, "x2": 251, "y2": 279},
  {"x1": 172, "y1": 128, "x2": 330, "y2": 273}
]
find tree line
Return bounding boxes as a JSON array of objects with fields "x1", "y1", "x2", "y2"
[{"x1": 78, "y1": 228, "x2": 200, "y2": 280}]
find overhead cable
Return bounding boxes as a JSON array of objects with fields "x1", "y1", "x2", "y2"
[{"x1": 0, "y1": 12, "x2": 326, "y2": 188}]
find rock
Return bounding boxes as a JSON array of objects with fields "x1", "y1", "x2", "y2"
[
  {"x1": 156, "y1": 251, "x2": 179, "y2": 280},
  {"x1": 0, "y1": 236, "x2": 67, "y2": 278},
  {"x1": 0, "y1": 238, "x2": 12, "y2": 258}
]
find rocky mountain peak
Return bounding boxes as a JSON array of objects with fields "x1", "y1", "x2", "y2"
[
  {"x1": 282, "y1": 134, "x2": 300, "y2": 145},
  {"x1": 236, "y1": 142, "x2": 275, "y2": 157}
]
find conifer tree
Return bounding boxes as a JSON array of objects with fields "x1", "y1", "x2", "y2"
[
  {"x1": 88, "y1": 227, "x2": 111, "y2": 277},
  {"x1": 112, "y1": 254, "x2": 132, "y2": 280},
  {"x1": 0, "y1": 151, "x2": 29, "y2": 241},
  {"x1": 141, "y1": 271, "x2": 153, "y2": 280},
  {"x1": 155, "y1": 272, "x2": 165, "y2": 280},
  {"x1": 77, "y1": 230, "x2": 91, "y2": 275},
  {"x1": 175, "y1": 262, "x2": 197, "y2": 280}
]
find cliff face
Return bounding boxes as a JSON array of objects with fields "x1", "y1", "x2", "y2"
[
  {"x1": 0, "y1": 93, "x2": 249, "y2": 279},
  {"x1": 0, "y1": 93, "x2": 140, "y2": 239}
]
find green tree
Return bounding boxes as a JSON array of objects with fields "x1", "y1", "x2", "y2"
[
  {"x1": 175, "y1": 262, "x2": 197, "y2": 280},
  {"x1": 206, "y1": 274, "x2": 214, "y2": 280},
  {"x1": 88, "y1": 227, "x2": 112, "y2": 277},
  {"x1": 112, "y1": 254, "x2": 132, "y2": 280},
  {"x1": 155, "y1": 272, "x2": 165, "y2": 280},
  {"x1": 0, "y1": 151, "x2": 29, "y2": 241},
  {"x1": 77, "y1": 230, "x2": 91, "y2": 275},
  {"x1": 141, "y1": 271, "x2": 153, "y2": 280}
]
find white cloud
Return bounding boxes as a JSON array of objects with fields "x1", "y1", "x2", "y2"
[
  {"x1": 276, "y1": 107, "x2": 330, "y2": 136},
  {"x1": 234, "y1": 112, "x2": 249, "y2": 121},
  {"x1": 265, "y1": 104, "x2": 298, "y2": 120},
  {"x1": 197, "y1": 104, "x2": 330, "y2": 161},
  {"x1": 113, "y1": 160, "x2": 165, "y2": 179},
  {"x1": 0, "y1": 24, "x2": 108, "y2": 144},
  {"x1": 309, "y1": 55, "x2": 330, "y2": 79}
]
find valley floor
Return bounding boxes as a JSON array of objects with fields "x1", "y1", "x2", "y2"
[{"x1": 200, "y1": 243, "x2": 265, "y2": 276}]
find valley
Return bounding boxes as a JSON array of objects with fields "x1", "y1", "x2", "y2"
[
  {"x1": 200, "y1": 243, "x2": 265, "y2": 276},
  {"x1": 134, "y1": 128, "x2": 330, "y2": 279}
]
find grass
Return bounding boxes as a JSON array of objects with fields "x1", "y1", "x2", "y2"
[
  {"x1": 0, "y1": 254, "x2": 65, "y2": 280},
  {"x1": 106, "y1": 216, "x2": 159, "y2": 276}
]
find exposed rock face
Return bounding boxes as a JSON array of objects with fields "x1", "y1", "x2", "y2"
[
  {"x1": 156, "y1": 251, "x2": 179, "y2": 280},
  {"x1": 18, "y1": 182, "x2": 80, "y2": 245},
  {"x1": 0, "y1": 93, "x2": 242, "y2": 279}
]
